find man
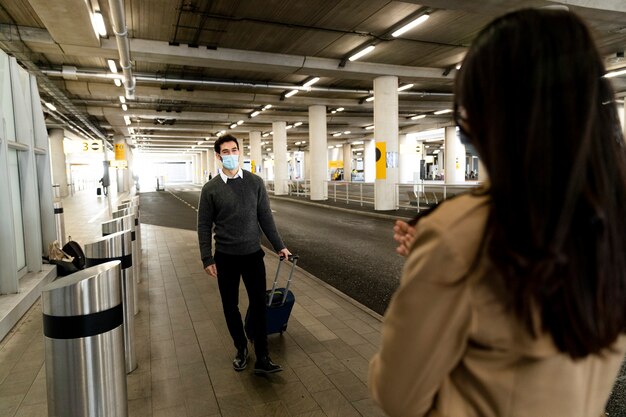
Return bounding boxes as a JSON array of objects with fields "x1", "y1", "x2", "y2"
[{"x1": 197, "y1": 134, "x2": 290, "y2": 374}]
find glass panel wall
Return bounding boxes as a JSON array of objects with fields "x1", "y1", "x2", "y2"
[{"x1": 8, "y1": 149, "x2": 26, "y2": 273}]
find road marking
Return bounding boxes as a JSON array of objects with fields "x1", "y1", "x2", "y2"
[{"x1": 167, "y1": 190, "x2": 198, "y2": 211}]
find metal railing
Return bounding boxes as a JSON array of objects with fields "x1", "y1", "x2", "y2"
[{"x1": 265, "y1": 178, "x2": 482, "y2": 212}]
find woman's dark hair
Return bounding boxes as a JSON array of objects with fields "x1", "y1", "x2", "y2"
[
  {"x1": 214, "y1": 134, "x2": 239, "y2": 153},
  {"x1": 455, "y1": 9, "x2": 626, "y2": 358}
]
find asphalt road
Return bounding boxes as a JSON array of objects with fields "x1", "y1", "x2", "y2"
[{"x1": 140, "y1": 185, "x2": 404, "y2": 315}]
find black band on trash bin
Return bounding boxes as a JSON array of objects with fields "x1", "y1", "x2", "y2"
[
  {"x1": 43, "y1": 303, "x2": 123, "y2": 339},
  {"x1": 54, "y1": 208, "x2": 63, "y2": 214},
  {"x1": 131, "y1": 231, "x2": 135, "y2": 241},
  {"x1": 135, "y1": 218, "x2": 138, "y2": 226},
  {"x1": 85, "y1": 254, "x2": 133, "y2": 270}
]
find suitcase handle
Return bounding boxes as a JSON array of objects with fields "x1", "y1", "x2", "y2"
[{"x1": 267, "y1": 254, "x2": 299, "y2": 307}]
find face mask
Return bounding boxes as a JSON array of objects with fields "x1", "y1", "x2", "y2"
[{"x1": 221, "y1": 154, "x2": 239, "y2": 170}]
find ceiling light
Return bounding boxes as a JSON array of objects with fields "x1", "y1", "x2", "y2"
[
  {"x1": 285, "y1": 89, "x2": 299, "y2": 98},
  {"x1": 434, "y1": 109, "x2": 452, "y2": 115},
  {"x1": 365, "y1": 125, "x2": 374, "y2": 130},
  {"x1": 122, "y1": 104, "x2": 128, "y2": 111},
  {"x1": 114, "y1": 78, "x2": 122, "y2": 87},
  {"x1": 197, "y1": 141, "x2": 203, "y2": 145},
  {"x1": 328, "y1": 145, "x2": 334, "y2": 149},
  {"x1": 303, "y1": 77, "x2": 320, "y2": 88},
  {"x1": 456, "y1": 63, "x2": 462, "y2": 70},
  {"x1": 44, "y1": 102, "x2": 56, "y2": 111},
  {"x1": 433, "y1": 149, "x2": 440, "y2": 154},
  {"x1": 123, "y1": 115, "x2": 131, "y2": 125},
  {"x1": 365, "y1": 96, "x2": 375, "y2": 102},
  {"x1": 270, "y1": 131, "x2": 274, "y2": 135},
  {"x1": 392, "y1": 14, "x2": 430, "y2": 38},
  {"x1": 237, "y1": 120, "x2": 244, "y2": 125},
  {"x1": 352, "y1": 141, "x2": 364, "y2": 145},
  {"x1": 92, "y1": 12, "x2": 107, "y2": 37},
  {"x1": 107, "y1": 59, "x2": 118, "y2": 73},
  {"x1": 336, "y1": 107, "x2": 344, "y2": 112},
  {"x1": 294, "y1": 122, "x2": 303, "y2": 127},
  {"x1": 266, "y1": 148, "x2": 272, "y2": 151},
  {"x1": 411, "y1": 114, "x2": 426, "y2": 120},
  {"x1": 262, "y1": 133, "x2": 270, "y2": 137},
  {"x1": 331, "y1": 110, "x2": 337, "y2": 114},
  {"x1": 605, "y1": 68, "x2": 626, "y2": 78},
  {"x1": 250, "y1": 110, "x2": 260, "y2": 118},
  {"x1": 349, "y1": 45, "x2": 375, "y2": 62},
  {"x1": 119, "y1": 96, "x2": 126, "y2": 104},
  {"x1": 333, "y1": 132, "x2": 342, "y2": 137},
  {"x1": 343, "y1": 131, "x2": 351, "y2": 134},
  {"x1": 398, "y1": 83, "x2": 414, "y2": 92},
  {"x1": 295, "y1": 141, "x2": 301, "y2": 145},
  {"x1": 263, "y1": 104, "x2": 272, "y2": 110},
  {"x1": 230, "y1": 123, "x2": 237, "y2": 129},
  {"x1": 301, "y1": 141, "x2": 306, "y2": 144},
  {"x1": 286, "y1": 125, "x2": 293, "y2": 129}
]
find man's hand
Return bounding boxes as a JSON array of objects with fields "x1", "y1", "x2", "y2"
[
  {"x1": 205, "y1": 264, "x2": 217, "y2": 277},
  {"x1": 393, "y1": 220, "x2": 416, "y2": 257},
  {"x1": 278, "y1": 248, "x2": 291, "y2": 260}
]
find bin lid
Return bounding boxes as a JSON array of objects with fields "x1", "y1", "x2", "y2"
[
  {"x1": 85, "y1": 230, "x2": 132, "y2": 258},
  {"x1": 42, "y1": 261, "x2": 122, "y2": 316}
]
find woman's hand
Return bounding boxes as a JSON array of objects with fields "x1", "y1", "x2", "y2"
[{"x1": 394, "y1": 220, "x2": 416, "y2": 257}]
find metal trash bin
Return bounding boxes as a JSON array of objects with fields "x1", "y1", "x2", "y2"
[
  {"x1": 52, "y1": 183, "x2": 60, "y2": 199},
  {"x1": 53, "y1": 202, "x2": 66, "y2": 246},
  {"x1": 42, "y1": 261, "x2": 128, "y2": 417},
  {"x1": 84, "y1": 232, "x2": 136, "y2": 373}
]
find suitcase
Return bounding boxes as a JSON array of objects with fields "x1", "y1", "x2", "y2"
[{"x1": 245, "y1": 254, "x2": 299, "y2": 339}]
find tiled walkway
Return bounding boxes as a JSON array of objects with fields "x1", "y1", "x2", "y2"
[{"x1": 0, "y1": 189, "x2": 386, "y2": 417}]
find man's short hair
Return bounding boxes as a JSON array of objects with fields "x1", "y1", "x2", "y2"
[{"x1": 214, "y1": 134, "x2": 239, "y2": 153}]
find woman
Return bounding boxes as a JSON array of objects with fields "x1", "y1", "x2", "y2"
[{"x1": 369, "y1": 9, "x2": 626, "y2": 417}]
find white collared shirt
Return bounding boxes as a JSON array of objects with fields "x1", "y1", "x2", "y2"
[{"x1": 219, "y1": 168, "x2": 244, "y2": 183}]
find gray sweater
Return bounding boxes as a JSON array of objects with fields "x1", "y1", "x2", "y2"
[{"x1": 197, "y1": 171, "x2": 285, "y2": 268}]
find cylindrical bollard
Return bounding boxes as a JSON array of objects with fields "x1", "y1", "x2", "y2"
[
  {"x1": 113, "y1": 206, "x2": 142, "y2": 270},
  {"x1": 42, "y1": 261, "x2": 127, "y2": 417},
  {"x1": 102, "y1": 217, "x2": 139, "y2": 314},
  {"x1": 53, "y1": 202, "x2": 66, "y2": 246},
  {"x1": 52, "y1": 183, "x2": 60, "y2": 199},
  {"x1": 84, "y1": 232, "x2": 136, "y2": 373}
]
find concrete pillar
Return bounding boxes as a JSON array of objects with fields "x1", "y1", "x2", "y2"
[
  {"x1": 200, "y1": 150, "x2": 207, "y2": 183},
  {"x1": 272, "y1": 121, "x2": 288, "y2": 195},
  {"x1": 374, "y1": 76, "x2": 399, "y2": 210},
  {"x1": 343, "y1": 143, "x2": 352, "y2": 181},
  {"x1": 48, "y1": 128, "x2": 69, "y2": 198},
  {"x1": 304, "y1": 151, "x2": 311, "y2": 181},
  {"x1": 250, "y1": 131, "x2": 263, "y2": 176},
  {"x1": 444, "y1": 126, "x2": 466, "y2": 183},
  {"x1": 208, "y1": 146, "x2": 216, "y2": 178},
  {"x1": 364, "y1": 139, "x2": 376, "y2": 182},
  {"x1": 309, "y1": 105, "x2": 327, "y2": 200},
  {"x1": 114, "y1": 135, "x2": 129, "y2": 192}
]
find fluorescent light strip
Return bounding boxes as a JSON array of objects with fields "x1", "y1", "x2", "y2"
[
  {"x1": 119, "y1": 95, "x2": 126, "y2": 104},
  {"x1": 398, "y1": 83, "x2": 414, "y2": 92},
  {"x1": 605, "y1": 68, "x2": 626, "y2": 78},
  {"x1": 365, "y1": 96, "x2": 375, "y2": 102},
  {"x1": 333, "y1": 133, "x2": 342, "y2": 137},
  {"x1": 303, "y1": 77, "x2": 320, "y2": 87},
  {"x1": 294, "y1": 122, "x2": 303, "y2": 127},
  {"x1": 392, "y1": 14, "x2": 430, "y2": 38},
  {"x1": 365, "y1": 125, "x2": 374, "y2": 130},
  {"x1": 114, "y1": 78, "x2": 122, "y2": 87},
  {"x1": 92, "y1": 12, "x2": 107, "y2": 37},
  {"x1": 237, "y1": 120, "x2": 244, "y2": 125},
  {"x1": 263, "y1": 104, "x2": 272, "y2": 110},
  {"x1": 434, "y1": 109, "x2": 452, "y2": 115},
  {"x1": 349, "y1": 45, "x2": 375, "y2": 62},
  {"x1": 122, "y1": 104, "x2": 128, "y2": 111},
  {"x1": 285, "y1": 89, "x2": 299, "y2": 98},
  {"x1": 107, "y1": 59, "x2": 118, "y2": 73},
  {"x1": 44, "y1": 102, "x2": 56, "y2": 111},
  {"x1": 411, "y1": 114, "x2": 426, "y2": 120},
  {"x1": 250, "y1": 111, "x2": 260, "y2": 118}
]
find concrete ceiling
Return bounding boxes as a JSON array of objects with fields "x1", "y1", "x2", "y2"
[{"x1": 0, "y1": 0, "x2": 625, "y2": 154}]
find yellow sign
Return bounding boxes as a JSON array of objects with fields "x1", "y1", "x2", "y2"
[
  {"x1": 251, "y1": 160, "x2": 256, "y2": 174},
  {"x1": 328, "y1": 160, "x2": 343, "y2": 169},
  {"x1": 376, "y1": 141, "x2": 386, "y2": 179},
  {"x1": 115, "y1": 143, "x2": 125, "y2": 160},
  {"x1": 81, "y1": 140, "x2": 103, "y2": 153}
]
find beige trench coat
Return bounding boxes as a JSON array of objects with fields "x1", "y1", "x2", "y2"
[{"x1": 369, "y1": 193, "x2": 626, "y2": 417}]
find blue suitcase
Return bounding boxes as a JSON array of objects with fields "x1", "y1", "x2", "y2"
[{"x1": 246, "y1": 255, "x2": 299, "y2": 338}]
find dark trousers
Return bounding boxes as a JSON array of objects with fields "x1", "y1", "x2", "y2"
[{"x1": 214, "y1": 249, "x2": 268, "y2": 358}]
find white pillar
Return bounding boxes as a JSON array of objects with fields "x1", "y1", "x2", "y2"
[
  {"x1": 208, "y1": 146, "x2": 216, "y2": 178},
  {"x1": 48, "y1": 128, "x2": 68, "y2": 198},
  {"x1": 364, "y1": 139, "x2": 376, "y2": 182},
  {"x1": 304, "y1": 151, "x2": 311, "y2": 181},
  {"x1": 444, "y1": 126, "x2": 466, "y2": 184},
  {"x1": 114, "y1": 135, "x2": 128, "y2": 192},
  {"x1": 250, "y1": 131, "x2": 263, "y2": 176},
  {"x1": 200, "y1": 150, "x2": 207, "y2": 183},
  {"x1": 374, "y1": 76, "x2": 399, "y2": 211},
  {"x1": 343, "y1": 143, "x2": 352, "y2": 181},
  {"x1": 272, "y1": 121, "x2": 288, "y2": 195},
  {"x1": 309, "y1": 105, "x2": 327, "y2": 200}
]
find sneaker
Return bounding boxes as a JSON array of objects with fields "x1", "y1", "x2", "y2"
[
  {"x1": 233, "y1": 347, "x2": 248, "y2": 371},
  {"x1": 253, "y1": 356, "x2": 283, "y2": 375}
]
